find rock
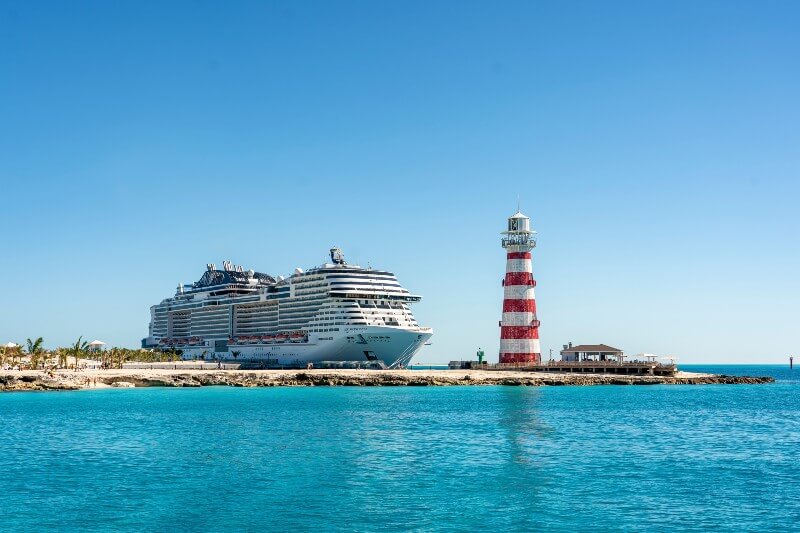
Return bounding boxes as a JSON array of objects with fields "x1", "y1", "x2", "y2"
[{"x1": 0, "y1": 369, "x2": 776, "y2": 391}]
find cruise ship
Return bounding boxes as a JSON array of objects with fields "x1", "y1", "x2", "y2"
[{"x1": 142, "y1": 248, "x2": 432, "y2": 368}]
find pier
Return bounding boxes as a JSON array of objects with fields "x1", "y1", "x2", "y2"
[
  {"x1": 449, "y1": 359, "x2": 677, "y2": 376},
  {"x1": 489, "y1": 360, "x2": 678, "y2": 376}
]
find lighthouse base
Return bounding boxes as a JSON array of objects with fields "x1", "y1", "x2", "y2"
[{"x1": 500, "y1": 353, "x2": 541, "y2": 364}]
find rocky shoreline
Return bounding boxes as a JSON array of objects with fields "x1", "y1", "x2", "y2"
[{"x1": 0, "y1": 369, "x2": 774, "y2": 392}]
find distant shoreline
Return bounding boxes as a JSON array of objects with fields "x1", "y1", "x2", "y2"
[{"x1": 0, "y1": 368, "x2": 774, "y2": 392}]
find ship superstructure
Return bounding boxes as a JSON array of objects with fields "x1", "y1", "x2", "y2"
[{"x1": 142, "y1": 248, "x2": 432, "y2": 367}]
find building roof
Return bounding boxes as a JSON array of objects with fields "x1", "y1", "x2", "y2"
[
  {"x1": 560, "y1": 344, "x2": 623, "y2": 354},
  {"x1": 509, "y1": 211, "x2": 528, "y2": 219},
  {"x1": 88, "y1": 340, "x2": 106, "y2": 346}
]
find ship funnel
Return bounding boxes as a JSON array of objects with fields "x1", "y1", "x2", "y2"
[{"x1": 330, "y1": 247, "x2": 346, "y2": 265}]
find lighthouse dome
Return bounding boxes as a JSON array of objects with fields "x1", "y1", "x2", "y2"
[{"x1": 507, "y1": 211, "x2": 531, "y2": 232}]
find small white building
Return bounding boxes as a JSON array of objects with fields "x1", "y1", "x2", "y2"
[
  {"x1": 560, "y1": 343, "x2": 624, "y2": 362},
  {"x1": 87, "y1": 340, "x2": 106, "y2": 353}
]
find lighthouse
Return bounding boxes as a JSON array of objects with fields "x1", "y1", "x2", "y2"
[{"x1": 499, "y1": 211, "x2": 541, "y2": 364}]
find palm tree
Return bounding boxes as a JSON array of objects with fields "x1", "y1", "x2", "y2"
[
  {"x1": 0, "y1": 344, "x2": 13, "y2": 368},
  {"x1": 69, "y1": 337, "x2": 88, "y2": 369},
  {"x1": 56, "y1": 348, "x2": 67, "y2": 369},
  {"x1": 110, "y1": 347, "x2": 128, "y2": 369},
  {"x1": 14, "y1": 343, "x2": 23, "y2": 367},
  {"x1": 9, "y1": 343, "x2": 22, "y2": 368},
  {"x1": 26, "y1": 337, "x2": 44, "y2": 370}
]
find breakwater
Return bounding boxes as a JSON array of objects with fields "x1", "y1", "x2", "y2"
[{"x1": 0, "y1": 369, "x2": 774, "y2": 391}]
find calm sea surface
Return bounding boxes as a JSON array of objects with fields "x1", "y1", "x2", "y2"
[{"x1": 0, "y1": 365, "x2": 797, "y2": 532}]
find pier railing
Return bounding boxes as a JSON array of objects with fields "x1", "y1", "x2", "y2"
[{"x1": 485, "y1": 360, "x2": 677, "y2": 376}]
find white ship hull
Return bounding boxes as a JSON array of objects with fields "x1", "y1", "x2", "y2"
[{"x1": 176, "y1": 325, "x2": 432, "y2": 368}]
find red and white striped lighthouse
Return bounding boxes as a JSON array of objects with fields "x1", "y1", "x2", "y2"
[{"x1": 499, "y1": 211, "x2": 541, "y2": 364}]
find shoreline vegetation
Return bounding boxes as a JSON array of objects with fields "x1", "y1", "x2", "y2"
[
  {"x1": 0, "y1": 367, "x2": 774, "y2": 392},
  {"x1": 1, "y1": 337, "x2": 182, "y2": 372}
]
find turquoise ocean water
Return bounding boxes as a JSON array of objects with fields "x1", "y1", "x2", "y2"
[{"x1": 0, "y1": 365, "x2": 797, "y2": 531}]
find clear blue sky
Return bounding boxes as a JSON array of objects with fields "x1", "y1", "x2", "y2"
[{"x1": 1, "y1": 1, "x2": 798, "y2": 363}]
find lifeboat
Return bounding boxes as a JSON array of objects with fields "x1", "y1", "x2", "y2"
[
  {"x1": 260, "y1": 335, "x2": 270, "y2": 343},
  {"x1": 228, "y1": 337, "x2": 236, "y2": 345},
  {"x1": 158, "y1": 338, "x2": 167, "y2": 345},
  {"x1": 289, "y1": 331, "x2": 305, "y2": 343},
  {"x1": 275, "y1": 332, "x2": 288, "y2": 343},
  {"x1": 264, "y1": 334, "x2": 275, "y2": 343}
]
